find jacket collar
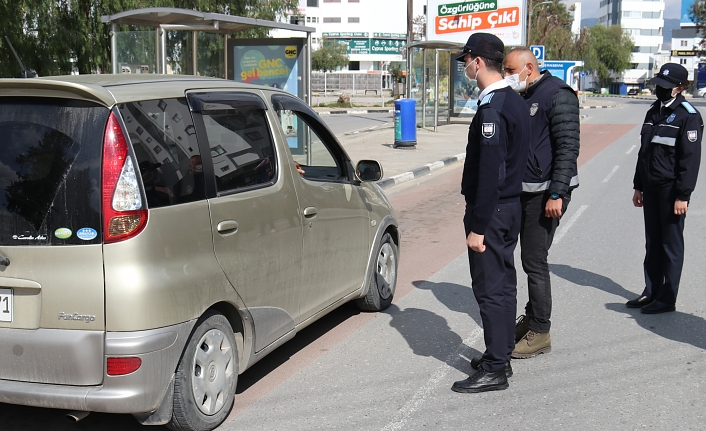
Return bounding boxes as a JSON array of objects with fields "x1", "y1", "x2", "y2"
[{"x1": 523, "y1": 70, "x2": 551, "y2": 97}]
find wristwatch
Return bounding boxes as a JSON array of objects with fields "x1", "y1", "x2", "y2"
[{"x1": 550, "y1": 193, "x2": 560, "y2": 200}]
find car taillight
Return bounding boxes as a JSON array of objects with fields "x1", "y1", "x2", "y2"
[
  {"x1": 102, "y1": 113, "x2": 147, "y2": 244},
  {"x1": 107, "y1": 357, "x2": 142, "y2": 376}
]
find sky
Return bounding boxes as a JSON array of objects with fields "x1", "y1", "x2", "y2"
[{"x1": 414, "y1": 0, "x2": 682, "y2": 21}]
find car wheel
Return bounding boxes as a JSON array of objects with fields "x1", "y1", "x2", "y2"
[
  {"x1": 355, "y1": 232, "x2": 398, "y2": 311},
  {"x1": 168, "y1": 311, "x2": 238, "y2": 431}
]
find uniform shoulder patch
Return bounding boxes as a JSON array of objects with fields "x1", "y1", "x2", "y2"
[
  {"x1": 479, "y1": 93, "x2": 494, "y2": 106},
  {"x1": 681, "y1": 101, "x2": 697, "y2": 114},
  {"x1": 688, "y1": 130, "x2": 698, "y2": 142}
]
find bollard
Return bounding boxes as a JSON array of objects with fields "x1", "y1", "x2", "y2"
[{"x1": 394, "y1": 98, "x2": 417, "y2": 148}]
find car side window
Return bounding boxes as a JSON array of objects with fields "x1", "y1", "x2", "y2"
[
  {"x1": 119, "y1": 98, "x2": 205, "y2": 207},
  {"x1": 188, "y1": 92, "x2": 277, "y2": 194},
  {"x1": 277, "y1": 109, "x2": 344, "y2": 181}
]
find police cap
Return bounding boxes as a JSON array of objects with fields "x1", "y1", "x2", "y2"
[{"x1": 454, "y1": 33, "x2": 505, "y2": 63}]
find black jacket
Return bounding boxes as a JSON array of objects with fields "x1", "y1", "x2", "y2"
[
  {"x1": 522, "y1": 71, "x2": 580, "y2": 197},
  {"x1": 633, "y1": 93, "x2": 703, "y2": 200},
  {"x1": 462, "y1": 86, "x2": 530, "y2": 235}
]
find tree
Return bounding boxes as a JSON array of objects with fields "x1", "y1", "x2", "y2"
[
  {"x1": 412, "y1": 14, "x2": 426, "y2": 41},
  {"x1": 689, "y1": 1, "x2": 706, "y2": 49},
  {"x1": 311, "y1": 38, "x2": 349, "y2": 72},
  {"x1": 0, "y1": 0, "x2": 298, "y2": 78},
  {"x1": 578, "y1": 24, "x2": 634, "y2": 87}
]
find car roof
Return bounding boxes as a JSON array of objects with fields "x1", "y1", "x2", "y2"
[{"x1": 0, "y1": 74, "x2": 285, "y2": 108}]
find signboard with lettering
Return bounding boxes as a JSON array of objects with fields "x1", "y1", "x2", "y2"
[
  {"x1": 227, "y1": 38, "x2": 304, "y2": 98},
  {"x1": 426, "y1": 0, "x2": 527, "y2": 46},
  {"x1": 326, "y1": 37, "x2": 406, "y2": 56},
  {"x1": 672, "y1": 50, "x2": 696, "y2": 56}
]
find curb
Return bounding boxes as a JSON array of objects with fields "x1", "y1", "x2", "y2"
[
  {"x1": 317, "y1": 109, "x2": 394, "y2": 115},
  {"x1": 376, "y1": 152, "x2": 466, "y2": 190},
  {"x1": 580, "y1": 105, "x2": 616, "y2": 109}
]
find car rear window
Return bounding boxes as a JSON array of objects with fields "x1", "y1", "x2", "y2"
[{"x1": 0, "y1": 98, "x2": 107, "y2": 246}]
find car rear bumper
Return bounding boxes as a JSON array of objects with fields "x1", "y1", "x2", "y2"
[{"x1": 0, "y1": 320, "x2": 195, "y2": 414}]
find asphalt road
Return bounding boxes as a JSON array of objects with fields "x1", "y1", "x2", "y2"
[{"x1": 2, "y1": 98, "x2": 705, "y2": 430}]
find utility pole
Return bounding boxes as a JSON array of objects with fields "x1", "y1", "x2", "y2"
[{"x1": 527, "y1": 0, "x2": 552, "y2": 45}]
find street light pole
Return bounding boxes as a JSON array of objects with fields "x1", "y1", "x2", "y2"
[{"x1": 527, "y1": 0, "x2": 552, "y2": 46}]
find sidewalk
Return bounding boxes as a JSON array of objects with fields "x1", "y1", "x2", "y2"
[{"x1": 317, "y1": 97, "x2": 618, "y2": 190}]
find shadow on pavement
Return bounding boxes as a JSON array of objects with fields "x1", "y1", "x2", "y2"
[
  {"x1": 550, "y1": 264, "x2": 706, "y2": 352},
  {"x1": 385, "y1": 280, "x2": 483, "y2": 375}
]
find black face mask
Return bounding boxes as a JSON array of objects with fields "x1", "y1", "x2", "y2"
[{"x1": 655, "y1": 85, "x2": 675, "y2": 102}]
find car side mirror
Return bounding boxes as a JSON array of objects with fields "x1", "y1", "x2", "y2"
[{"x1": 355, "y1": 160, "x2": 383, "y2": 182}]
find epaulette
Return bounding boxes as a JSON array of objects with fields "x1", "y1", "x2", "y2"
[
  {"x1": 479, "y1": 93, "x2": 494, "y2": 106},
  {"x1": 681, "y1": 101, "x2": 697, "y2": 114}
]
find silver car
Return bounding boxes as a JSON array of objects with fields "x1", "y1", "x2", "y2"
[{"x1": 0, "y1": 75, "x2": 399, "y2": 430}]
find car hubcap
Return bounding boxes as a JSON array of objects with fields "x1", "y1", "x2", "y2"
[
  {"x1": 191, "y1": 329, "x2": 234, "y2": 416},
  {"x1": 377, "y1": 242, "x2": 396, "y2": 299}
]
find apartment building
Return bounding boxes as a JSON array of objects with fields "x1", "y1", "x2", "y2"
[
  {"x1": 272, "y1": 0, "x2": 409, "y2": 71},
  {"x1": 597, "y1": 0, "x2": 664, "y2": 93}
]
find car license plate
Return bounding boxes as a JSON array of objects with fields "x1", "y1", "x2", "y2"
[{"x1": 0, "y1": 288, "x2": 12, "y2": 322}]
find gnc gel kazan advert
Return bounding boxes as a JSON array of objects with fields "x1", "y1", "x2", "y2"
[
  {"x1": 232, "y1": 44, "x2": 300, "y2": 96},
  {"x1": 426, "y1": 0, "x2": 526, "y2": 46}
]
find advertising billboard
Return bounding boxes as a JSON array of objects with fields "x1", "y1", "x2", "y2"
[
  {"x1": 228, "y1": 38, "x2": 304, "y2": 98},
  {"x1": 426, "y1": 0, "x2": 527, "y2": 47},
  {"x1": 681, "y1": 0, "x2": 696, "y2": 27}
]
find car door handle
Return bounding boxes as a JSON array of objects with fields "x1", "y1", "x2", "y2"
[
  {"x1": 303, "y1": 207, "x2": 317, "y2": 218},
  {"x1": 217, "y1": 220, "x2": 238, "y2": 235}
]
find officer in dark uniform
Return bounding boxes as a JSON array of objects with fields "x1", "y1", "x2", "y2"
[
  {"x1": 450, "y1": 33, "x2": 530, "y2": 394},
  {"x1": 628, "y1": 63, "x2": 702, "y2": 314}
]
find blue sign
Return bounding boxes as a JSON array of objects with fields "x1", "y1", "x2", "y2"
[
  {"x1": 541, "y1": 60, "x2": 584, "y2": 86},
  {"x1": 530, "y1": 45, "x2": 545, "y2": 61},
  {"x1": 682, "y1": 0, "x2": 696, "y2": 26},
  {"x1": 581, "y1": 72, "x2": 585, "y2": 78}
]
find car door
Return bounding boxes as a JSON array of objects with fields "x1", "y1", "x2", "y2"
[
  {"x1": 269, "y1": 93, "x2": 370, "y2": 323},
  {"x1": 188, "y1": 91, "x2": 303, "y2": 352}
]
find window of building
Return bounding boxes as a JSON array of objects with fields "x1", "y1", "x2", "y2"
[
  {"x1": 323, "y1": 0, "x2": 341, "y2": 2},
  {"x1": 681, "y1": 40, "x2": 688, "y2": 46},
  {"x1": 349, "y1": 0, "x2": 360, "y2": 2},
  {"x1": 640, "y1": 29, "x2": 658, "y2": 36},
  {"x1": 681, "y1": 58, "x2": 688, "y2": 65},
  {"x1": 348, "y1": 17, "x2": 360, "y2": 23},
  {"x1": 349, "y1": 61, "x2": 360, "y2": 71},
  {"x1": 642, "y1": 11, "x2": 660, "y2": 18},
  {"x1": 307, "y1": 0, "x2": 319, "y2": 6},
  {"x1": 622, "y1": 11, "x2": 641, "y2": 18},
  {"x1": 290, "y1": 15, "x2": 303, "y2": 25},
  {"x1": 323, "y1": 17, "x2": 341, "y2": 23}
]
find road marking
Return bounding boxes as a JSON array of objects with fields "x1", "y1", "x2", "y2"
[
  {"x1": 602, "y1": 165, "x2": 620, "y2": 183},
  {"x1": 626, "y1": 144, "x2": 637, "y2": 154},
  {"x1": 554, "y1": 204, "x2": 588, "y2": 245},
  {"x1": 380, "y1": 327, "x2": 483, "y2": 431}
]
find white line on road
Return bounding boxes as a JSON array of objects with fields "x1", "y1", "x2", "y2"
[
  {"x1": 554, "y1": 204, "x2": 588, "y2": 245},
  {"x1": 380, "y1": 328, "x2": 483, "y2": 431},
  {"x1": 602, "y1": 165, "x2": 620, "y2": 183},
  {"x1": 626, "y1": 144, "x2": 637, "y2": 154}
]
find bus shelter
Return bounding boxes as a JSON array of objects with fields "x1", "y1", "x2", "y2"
[
  {"x1": 101, "y1": 8, "x2": 316, "y2": 103},
  {"x1": 405, "y1": 40, "x2": 464, "y2": 131}
]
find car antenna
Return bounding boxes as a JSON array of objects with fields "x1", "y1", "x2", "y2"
[{"x1": 4, "y1": 35, "x2": 37, "y2": 78}]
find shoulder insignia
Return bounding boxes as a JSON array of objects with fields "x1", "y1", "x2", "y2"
[
  {"x1": 667, "y1": 113, "x2": 676, "y2": 123},
  {"x1": 479, "y1": 93, "x2": 494, "y2": 106},
  {"x1": 681, "y1": 101, "x2": 697, "y2": 114},
  {"x1": 688, "y1": 130, "x2": 698, "y2": 142}
]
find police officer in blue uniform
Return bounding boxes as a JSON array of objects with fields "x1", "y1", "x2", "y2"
[
  {"x1": 628, "y1": 63, "x2": 702, "y2": 314},
  {"x1": 451, "y1": 33, "x2": 530, "y2": 393}
]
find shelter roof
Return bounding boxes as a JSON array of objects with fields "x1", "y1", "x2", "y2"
[{"x1": 101, "y1": 7, "x2": 315, "y2": 34}]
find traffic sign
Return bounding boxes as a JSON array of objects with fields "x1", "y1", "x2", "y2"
[{"x1": 530, "y1": 45, "x2": 545, "y2": 61}]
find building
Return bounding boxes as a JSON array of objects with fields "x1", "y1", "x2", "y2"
[
  {"x1": 272, "y1": 0, "x2": 410, "y2": 71},
  {"x1": 597, "y1": 0, "x2": 665, "y2": 93},
  {"x1": 669, "y1": 28, "x2": 701, "y2": 83}
]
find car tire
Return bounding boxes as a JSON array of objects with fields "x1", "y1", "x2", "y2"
[
  {"x1": 168, "y1": 311, "x2": 238, "y2": 431},
  {"x1": 355, "y1": 232, "x2": 398, "y2": 312}
]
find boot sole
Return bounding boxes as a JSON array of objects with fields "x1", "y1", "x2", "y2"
[
  {"x1": 451, "y1": 382, "x2": 509, "y2": 393},
  {"x1": 511, "y1": 346, "x2": 551, "y2": 359}
]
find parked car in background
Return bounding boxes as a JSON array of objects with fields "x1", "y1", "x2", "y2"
[
  {"x1": 585, "y1": 87, "x2": 600, "y2": 94},
  {"x1": 0, "y1": 75, "x2": 400, "y2": 431},
  {"x1": 698, "y1": 86, "x2": 706, "y2": 97},
  {"x1": 627, "y1": 88, "x2": 640, "y2": 95}
]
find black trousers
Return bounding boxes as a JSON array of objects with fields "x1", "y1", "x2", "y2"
[
  {"x1": 464, "y1": 200, "x2": 521, "y2": 372},
  {"x1": 641, "y1": 185, "x2": 686, "y2": 305},
  {"x1": 519, "y1": 192, "x2": 569, "y2": 333}
]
